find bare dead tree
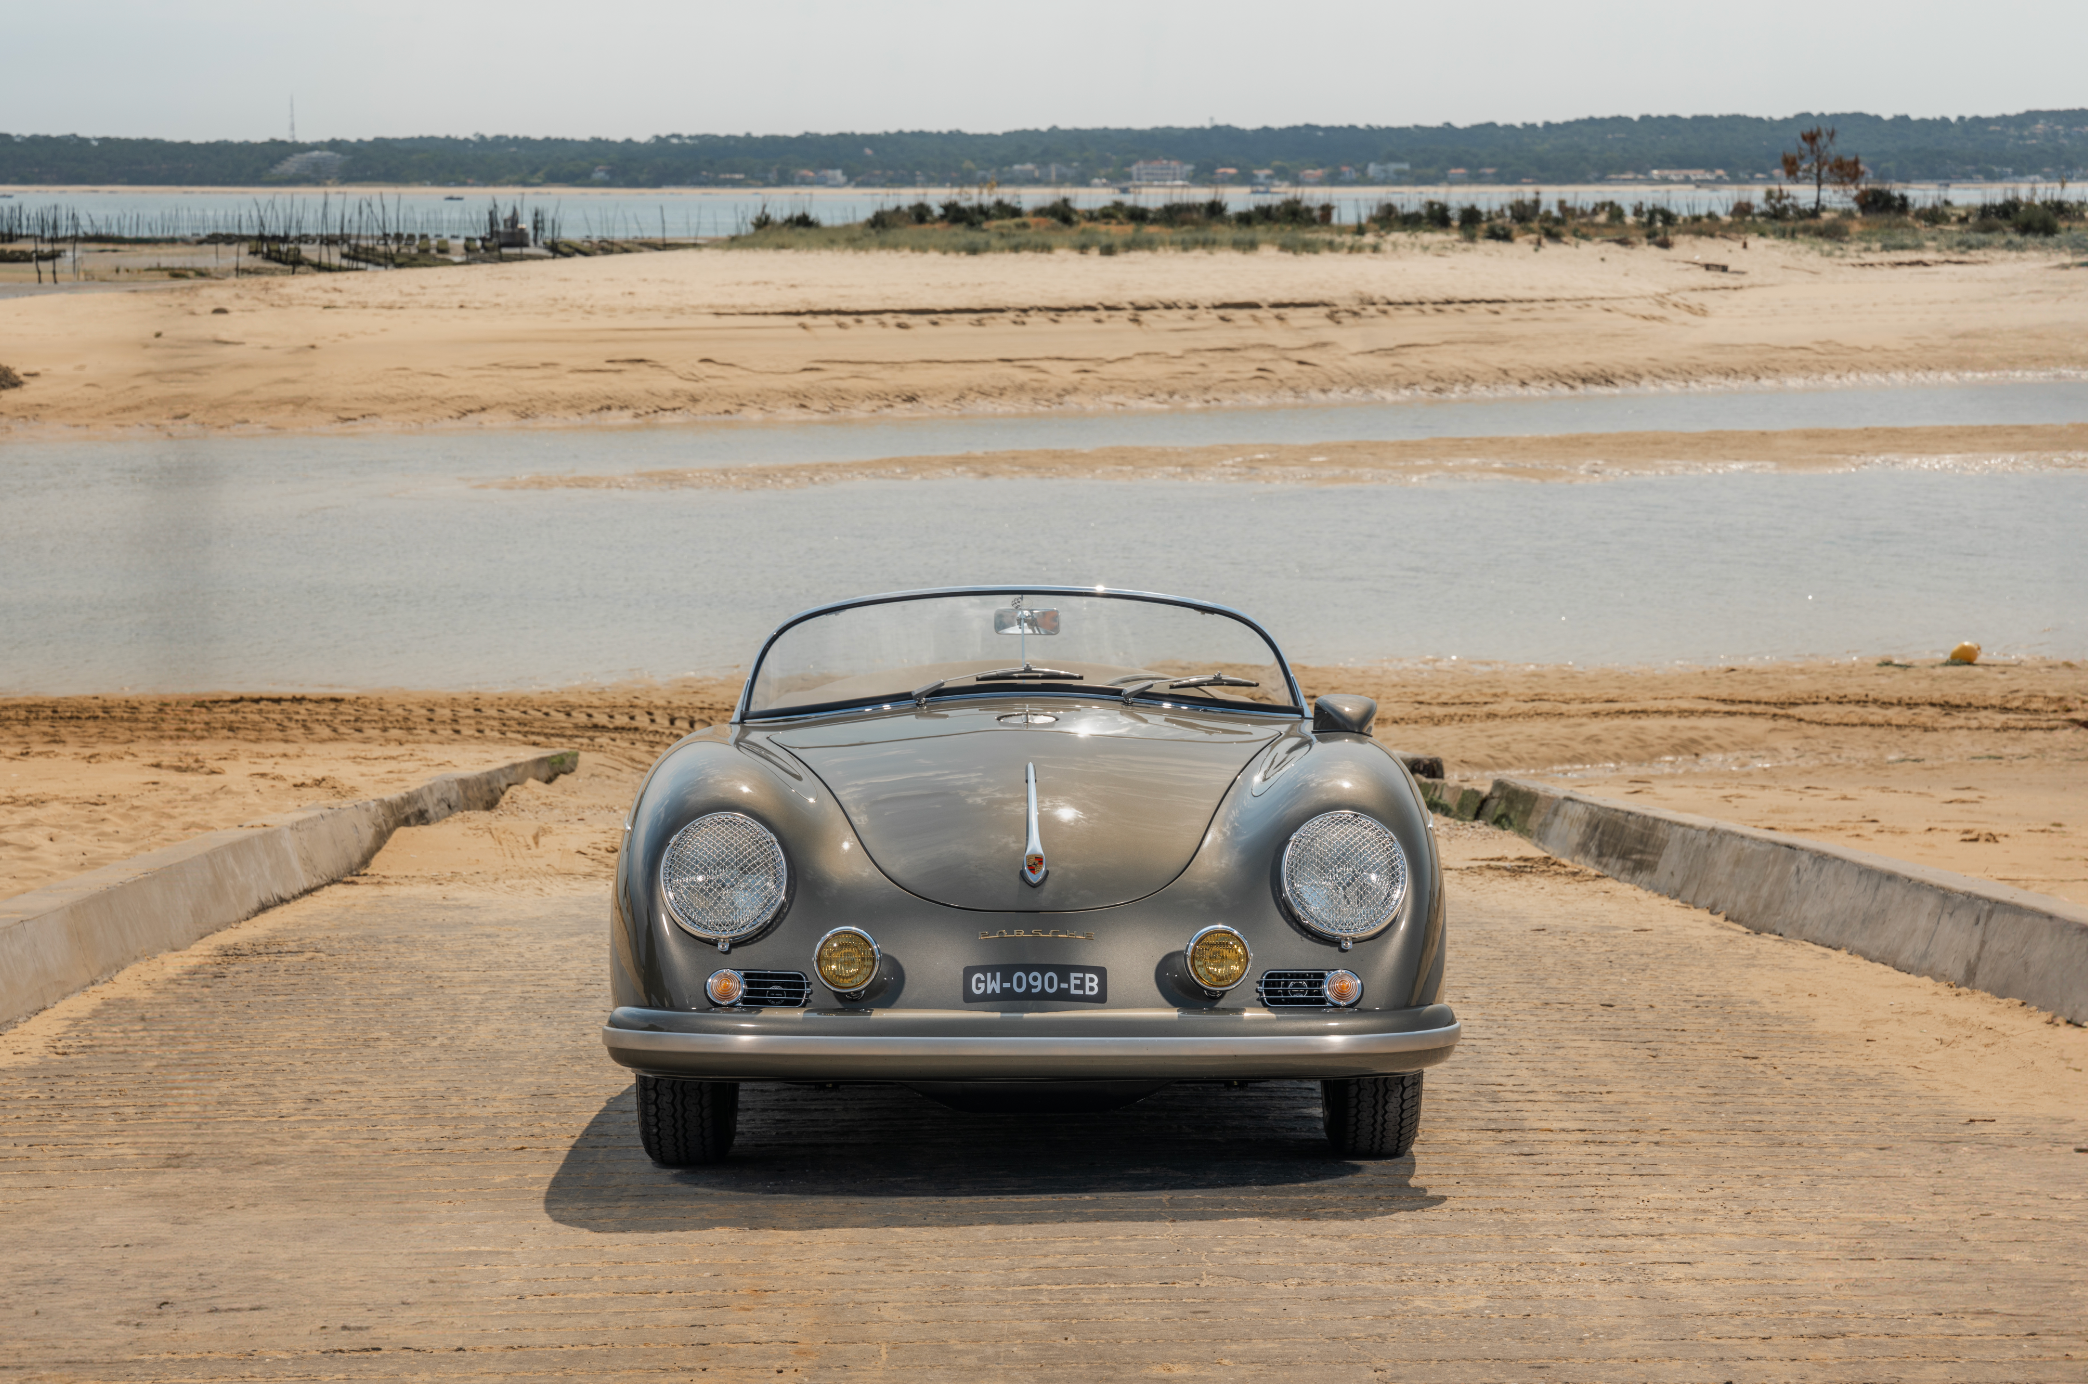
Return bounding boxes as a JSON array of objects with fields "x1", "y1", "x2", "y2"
[{"x1": 1781, "y1": 126, "x2": 1867, "y2": 214}]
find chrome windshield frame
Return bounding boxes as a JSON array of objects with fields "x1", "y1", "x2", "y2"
[{"x1": 733, "y1": 585, "x2": 1307, "y2": 724}]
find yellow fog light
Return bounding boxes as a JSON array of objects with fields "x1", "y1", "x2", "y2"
[
  {"x1": 1186, "y1": 925, "x2": 1251, "y2": 993},
  {"x1": 1323, "y1": 969, "x2": 1364, "y2": 1007},
  {"x1": 705, "y1": 969, "x2": 745, "y2": 1006},
  {"x1": 814, "y1": 927, "x2": 880, "y2": 995}
]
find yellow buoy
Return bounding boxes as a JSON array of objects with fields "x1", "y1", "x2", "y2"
[{"x1": 1948, "y1": 642, "x2": 1981, "y2": 665}]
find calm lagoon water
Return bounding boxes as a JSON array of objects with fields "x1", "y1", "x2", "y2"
[
  {"x1": 2, "y1": 439, "x2": 2082, "y2": 692},
  {"x1": 0, "y1": 185, "x2": 1767, "y2": 241}
]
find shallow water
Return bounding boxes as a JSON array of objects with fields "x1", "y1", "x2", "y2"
[{"x1": 3, "y1": 456, "x2": 2081, "y2": 693}]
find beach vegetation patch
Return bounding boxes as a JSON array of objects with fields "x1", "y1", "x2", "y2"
[
  {"x1": 1855, "y1": 186, "x2": 1912, "y2": 217},
  {"x1": 750, "y1": 206, "x2": 820, "y2": 231},
  {"x1": 2013, "y1": 203, "x2": 2062, "y2": 236},
  {"x1": 724, "y1": 192, "x2": 1363, "y2": 254}
]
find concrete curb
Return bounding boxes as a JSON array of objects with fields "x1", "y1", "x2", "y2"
[
  {"x1": 0, "y1": 750, "x2": 578, "y2": 1029},
  {"x1": 1419, "y1": 775, "x2": 2088, "y2": 1023}
]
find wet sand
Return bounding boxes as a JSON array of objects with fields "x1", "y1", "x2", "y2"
[
  {"x1": 2, "y1": 240, "x2": 2083, "y2": 434},
  {"x1": 488, "y1": 422, "x2": 2088, "y2": 490},
  {"x1": 5, "y1": 659, "x2": 2080, "y2": 904}
]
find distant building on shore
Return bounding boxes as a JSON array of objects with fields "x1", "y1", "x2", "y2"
[
  {"x1": 1648, "y1": 168, "x2": 1727, "y2": 182},
  {"x1": 268, "y1": 149, "x2": 347, "y2": 182},
  {"x1": 1003, "y1": 162, "x2": 1081, "y2": 184},
  {"x1": 1367, "y1": 161, "x2": 1411, "y2": 181},
  {"x1": 1129, "y1": 159, "x2": 1192, "y2": 185}
]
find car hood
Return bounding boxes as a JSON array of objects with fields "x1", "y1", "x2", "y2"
[{"x1": 766, "y1": 701, "x2": 1284, "y2": 911}]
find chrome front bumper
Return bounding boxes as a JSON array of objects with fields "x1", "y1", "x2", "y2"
[{"x1": 602, "y1": 1003, "x2": 1460, "y2": 1081}]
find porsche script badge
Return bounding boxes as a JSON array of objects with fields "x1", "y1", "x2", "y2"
[
  {"x1": 1021, "y1": 761, "x2": 1048, "y2": 886},
  {"x1": 978, "y1": 928, "x2": 1094, "y2": 941}
]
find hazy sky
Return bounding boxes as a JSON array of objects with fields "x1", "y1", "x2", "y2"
[{"x1": 6, "y1": 0, "x2": 2083, "y2": 141}]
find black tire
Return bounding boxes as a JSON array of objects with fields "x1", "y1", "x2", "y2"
[
  {"x1": 1322, "y1": 1071, "x2": 1424, "y2": 1158},
  {"x1": 635, "y1": 1076, "x2": 739, "y2": 1166}
]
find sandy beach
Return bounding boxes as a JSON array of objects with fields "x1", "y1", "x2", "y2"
[
  {"x1": 0, "y1": 737, "x2": 639, "y2": 899},
  {"x1": 6, "y1": 659, "x2": 2081, "y2": 903},
  {"x1": 3, "y1": 239, "x2": 2084, "y2": 435},
  {"x1": 1343, "y1": 657, "x2": 2088, "y2": 904}
]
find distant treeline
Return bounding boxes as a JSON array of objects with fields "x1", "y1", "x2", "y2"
[{"x1": 3, "y1": 111, "x2": 2085, "y2": 187}]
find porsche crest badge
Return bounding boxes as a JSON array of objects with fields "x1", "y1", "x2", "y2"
[{"x1": 1021, "y1": 762, "x2": 1048, "y2": 886}]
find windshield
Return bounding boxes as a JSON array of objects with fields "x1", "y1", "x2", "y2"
[{"x1": 743, "y1": 590, "x2": 1299, "y2": 718}]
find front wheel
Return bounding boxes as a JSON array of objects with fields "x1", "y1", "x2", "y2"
[
  {"x1": 1322, "y1": 1072, "x2": 1423, "y2": 1158},
  {"x1": 636, "y1": 1075, "x2": 739, "y2": 1166}
]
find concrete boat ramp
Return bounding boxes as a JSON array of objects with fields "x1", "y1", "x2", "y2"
[{"x1": 0, "y1": 761, "x2": 2082, "y2": 1379}]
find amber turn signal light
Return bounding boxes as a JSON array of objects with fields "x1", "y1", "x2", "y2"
[
  {"x1": 706, "y1": 969, "x2": 746, "y2": 1006},
  {"x1": 1186, "y1": 925, "x2": 1251, "y2": 993},
  {"x1": 814, "y1": 927, "x2": 880, "y2": 995},
  {"x1": 1323, "y1": 969, "x2": 1364, "y2": 1007}
]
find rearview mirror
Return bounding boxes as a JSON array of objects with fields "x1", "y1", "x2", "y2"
[{"x1": 994, "y1": 607, "x2": 1060, "y2": 636}]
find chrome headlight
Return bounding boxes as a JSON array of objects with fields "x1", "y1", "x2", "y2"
[
  {"x1": 1280, "y1": 810, "x2": 1408, "y2": 943},
  {"x1": 660, "y1": 811, "x2": 788, "y2": 945}
]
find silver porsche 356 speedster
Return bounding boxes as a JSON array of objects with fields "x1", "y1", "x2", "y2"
[{"x1": 603, "y1": 586, "x2": 1459, "y2": 1164}]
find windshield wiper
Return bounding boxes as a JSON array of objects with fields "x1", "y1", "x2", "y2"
[
  {"x1": 1118, "y1": 672, "x2": 1261, "y2": 704},
  {"x1": 1169, "y1": 673, "x2": 1261, "y2": 690},
  {"x1": 975, "y1": 665, "x2": 1084, "y2": 682},
  {"x1": 912, "y1": 666, "x2": 1085, "y2": 707}
]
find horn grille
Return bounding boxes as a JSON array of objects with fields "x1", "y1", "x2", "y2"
[
  {"x1": 1258, "y1": 970, "x2": 1335, "y2": 1007},
  {"x1": 736, "y1": 970, "x2": 810, "y2": 1008}
]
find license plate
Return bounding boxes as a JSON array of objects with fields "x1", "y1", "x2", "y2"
[{"x1": 962, "y1": 963, "x2": 1108, "y2": 1004}]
